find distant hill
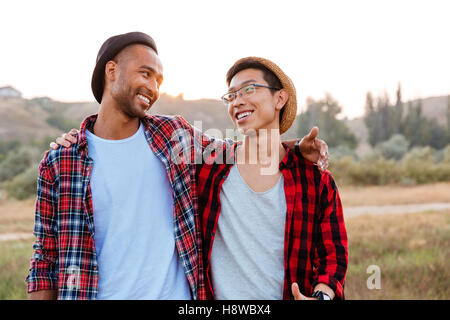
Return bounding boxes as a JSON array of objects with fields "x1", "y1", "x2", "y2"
[
  {"x1": 404, "y1": 95, "x2": 449, "y2": 127},
  {"x1": 0, "y1": 92, "x2": 298, "y2": 142},
  {"x1": 0, "y1": 96, "x2": 62, "y2": 141},
  {"x1": 0, "y1": 89, "x2": 448, "y2": 144}
]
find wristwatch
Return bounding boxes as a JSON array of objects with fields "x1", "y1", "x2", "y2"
[{"x1": 312, "y1": 290, "x2": 332, "y2": 300}]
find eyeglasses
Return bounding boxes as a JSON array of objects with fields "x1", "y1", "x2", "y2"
[{"x1": 221, "y1": 83, "x2": 281, "y2": 105}]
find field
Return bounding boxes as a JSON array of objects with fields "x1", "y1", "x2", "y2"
[
  {"x1": 339, "y1": 182, "x2": 450, "y2": 206},
  {"x1": 0, "y1": 183, "x2": 449, "y2": 300}
]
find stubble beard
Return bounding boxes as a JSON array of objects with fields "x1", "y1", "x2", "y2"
[{"x1": 113, "y1": 77, "x2": 146, "y2": 119}]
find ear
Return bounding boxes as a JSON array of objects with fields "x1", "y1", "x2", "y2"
[
  {"x1": 104, "y1": 60, "x2": 118, "y2": 83},
  {"x1": 275, "y1": 89, "x2": 289, "y2": 111}
]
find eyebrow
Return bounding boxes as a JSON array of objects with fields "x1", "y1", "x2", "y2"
[
  {"x1": 139, "y1": 65, "x2": 164, "y2": 84},
  {"x1": 228, "y1": 79, "x2": 257, "y2": 92}
]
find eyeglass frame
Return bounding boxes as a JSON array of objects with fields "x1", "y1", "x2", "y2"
[{"x1": 221, "y1": 83, "x2": 281, "y2": 105}]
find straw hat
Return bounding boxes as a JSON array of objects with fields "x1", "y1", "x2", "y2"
[{"x1": 229, "y1": 56, "x2": 297, "y2": 134}]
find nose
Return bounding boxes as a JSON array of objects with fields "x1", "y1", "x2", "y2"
[
  {"x1": 145, "y1": 77, "x2": 159, "y2": 100},
  {"x1": 231, "y1": 92, "x2": 245, "y2": 108},
  {"x1": 229, "y1": 94, "x2": 245, "y2": 118}
]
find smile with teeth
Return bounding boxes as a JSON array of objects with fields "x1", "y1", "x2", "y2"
[
  {"x1": 236, "y1": 111, "x2": 254, "y2": 120},
  {"x1": 137, "y1": 94, "x2": 150, "y2": 106}
]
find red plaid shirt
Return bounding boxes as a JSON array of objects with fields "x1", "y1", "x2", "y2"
[
  {"x1": 26, "y1": 114, "x2": 209, "y2": 299},
  {"x1": 198, "y1": 142, "x2": 348, "y2": 300}
]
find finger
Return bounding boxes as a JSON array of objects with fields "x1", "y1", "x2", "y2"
[
  {"x1": 317, "y1": 154, "x2": 330, "y2": 171},
  {"x1": 320, "y1": 141, "x2": 329, "y2": 157},
  {"x1": 49, "y1": 142, "x2": 58, "y2": 150},
  {"x1": 62, "y1": 133, "x2": 76, "y2": 144},
  {"x1": 291, "y1": 283, "x2": 301, "y2": 300},
  {"x1": 291, "y1": 283, "x2": 306, "y2": 300},
  {"x1": 305, "y1": 126, "x2": 319, "y2": 142},
  {"x1": 312, "y1": 139, "x2": 326, "y2": 153},
  {"x1": 56, "y1": 137, "x2": 70, "y2": 148},
  {"x1": 322, "y1": 158, "x2": 329, "y2": 171},
  {"x1": 69, "y1": 128, "x2": 79, "y2": 135},
  {"x1": 315, "y1": 141, "x2": 328, "y2": 163},
  {"x1": 317, "y1": 160, "x2": 324, "y2": 172},
  {"x1": 66, "y1": 133, "x2": 77, "y2": 143}
]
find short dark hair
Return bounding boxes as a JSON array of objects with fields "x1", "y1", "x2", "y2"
[{"x1": 226, "y1": 59, "x2": 285, "y2": 120}]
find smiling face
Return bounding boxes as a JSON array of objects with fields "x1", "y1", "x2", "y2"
[
  {"x1": 227, "y1": 68, "x2": 287, "y2": 135},
  {"x1": 105, "y1": 44, "x2": 163, "y2": 119}
]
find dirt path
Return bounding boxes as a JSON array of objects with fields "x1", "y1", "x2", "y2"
[
  {"x1": 1, "y1": 202, "x2": 449, "y2": 242},
  {"x1": 344, "y1": 202, "x2": 450, "y2": 218},
  {"x1": 0, "y1": 232, "x2": 34, "y2": 242}
]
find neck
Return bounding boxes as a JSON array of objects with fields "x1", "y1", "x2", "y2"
[
  {"x1": 238, "y1": 127, "x2": 285, "y2": 166},
  {"x1": 93, "y1": 97, "x2": 140, "y2": 140}
]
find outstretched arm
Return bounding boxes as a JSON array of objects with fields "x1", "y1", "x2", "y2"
[{"x1": 283, "y1": 127, "x2": 329, "y2": 171}]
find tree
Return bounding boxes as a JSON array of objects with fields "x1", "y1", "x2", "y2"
[
  {"x1": 297, "y1": 94, "x2": 358, "y2": 149},
  {"x1": 447, "y1": 96, "x2": 450, "y2": 142},
  {"x1": 392, "y1": 83, "x2": 404, "y2": 134},
  {"x1": 402, "y1": 99, "x2": 447, "y2": 149},
  {"x1": 364, "y1": 87, "x2": 448, "y2": 149}
]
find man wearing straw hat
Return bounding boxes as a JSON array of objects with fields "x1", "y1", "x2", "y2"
[
  {"x1": 27, "y1": 32, "x2": 329, "y2": 300},
  {"x1": 198, "y1": 57, "x2": 348, "y2": 300}
]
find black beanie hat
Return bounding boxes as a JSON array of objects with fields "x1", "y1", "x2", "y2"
[{"x1": 91, "y1": 31, "x2": 158, "y2": 104}]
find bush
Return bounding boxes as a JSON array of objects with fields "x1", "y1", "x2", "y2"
[
  {"x1": 46, "y1": 113, "x2": 80, "y2": 132},
  {"x1": 0, "y1": 140, "x2": 21, "y2": 163},
  {"x1": 329, "y1": 145, "x2": 358, "y2": 161},
  {"x1": 0, "y1": 148, "x2": 40, "y2": 182},
  {"x1": 375, "y1": 134, "x2": 409, "y2": 160},
  {"x1": 329, "y1": 145, "x2": 450, "y2": 186},
  {"x1": 442, "y1": 145, "x2": 450, "y2": 163},
  {"x1": 350, "y1": 153, "x2": 401, "y2": 185},
  {"x1": 4, "y1": 164, "x2": 38, "y2": 199},
  {"x1": 401, "y1": 147, "x2": 439, "y2": 184},
  {"x1": 329, "y1": 155, "x2": 357, "y2": 186}
]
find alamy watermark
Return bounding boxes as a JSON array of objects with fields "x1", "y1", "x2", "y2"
[
  {"x1": 366, "y1": 265, "x2": 381, "y2": 290},
  {"x1": 66, "y1": 265, "x2": 81, "y2": 292},
  {"x1": 169, "y1": 121, "x2": 285, "y2": 175}
]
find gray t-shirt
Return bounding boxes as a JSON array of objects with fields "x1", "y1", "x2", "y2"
[{"x1": 210, "y1": 164, "x2": 287, "y2": 299}]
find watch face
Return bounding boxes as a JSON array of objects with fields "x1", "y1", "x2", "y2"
[
  {"x1": 322, "y1": 294, "x2": 331, "y2": 300},
  {"x1": 313, "y1": 291, "x2": 332, "y2": 300}
]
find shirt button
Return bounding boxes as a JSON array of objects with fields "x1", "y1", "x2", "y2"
[{"x1": 93, "y1": 266, "x2": 98, "y2": 271}]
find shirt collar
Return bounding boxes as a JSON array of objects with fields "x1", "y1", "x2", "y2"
[
  {"x1": 279, "y1": 142, "x2": 298, "y2": 170},
  {"x1": 77, "y1": 114, "x2": 98, "y2": 155},
  {"x1": 77, "y1": 114, "x2": 152, "y2": 156}
]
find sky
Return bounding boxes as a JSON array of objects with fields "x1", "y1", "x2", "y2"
[{"x1": 0, "y1": 0, "x2": 449, "y2": 119}]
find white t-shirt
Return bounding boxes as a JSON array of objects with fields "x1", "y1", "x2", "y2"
[{"x1": 86, "y1": 123, "x2": 191, "y2": 300}]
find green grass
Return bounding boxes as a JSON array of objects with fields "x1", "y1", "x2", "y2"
[
  {"x1": 0, "y1": 210, "x2": 448, "y2": 300},
  {"x1": 345, "y1": 210, "x2": 450, "y2": 299},
  {"x1": 0, "y1": 239, "x2": 33, "y2": 299}
]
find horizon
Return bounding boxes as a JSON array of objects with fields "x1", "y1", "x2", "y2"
[
  {"x1": 2, "y1": 83, "x2": 448, "y2": 121},
  {"x1": 1, "y1": 0, "x2": 449, "y2": 119}
]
